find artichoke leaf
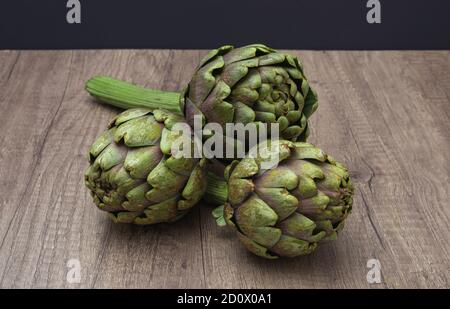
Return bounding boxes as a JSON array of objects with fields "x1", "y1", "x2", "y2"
[
  {"x1": 235, "y1": 195, "x2": 278, "y2": 228},
  {"x1": 270, "y1": 235, "x2": 317, "y2": 257},
  {"x1": 236, "y1": 231, "x2": 278, "y2": 259}
]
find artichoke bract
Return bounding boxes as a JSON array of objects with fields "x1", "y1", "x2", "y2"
[
  {"x1": 86, "y1": 44, "x2": 318, "y2": 153},
  {"x1": 210, "y1": 141, "x2": 353, "y2": 259},
  {"x1": 85, "y1": 108, "x2": 207, "y2": 224}
]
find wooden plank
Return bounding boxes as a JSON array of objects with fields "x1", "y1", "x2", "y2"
[
  {"x1": 0, "y1": 50, "x2": 73, "y2": 287},
  {"x1": 0, "y1": 50, "x2": 20, "y2": 86},
  {"x1": 0, "y1": 50, "x2": 448, "y2": 288},
  {"x1": 332, "y1": 51, "x2": 450, "y2": 288}
]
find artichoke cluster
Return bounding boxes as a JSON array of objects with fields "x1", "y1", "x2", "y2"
[{"x1": 85, "y1": 44, "x2": 354, "y2": 259}]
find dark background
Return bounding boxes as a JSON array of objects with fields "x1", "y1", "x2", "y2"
[{"x1": 0, "y1": 0, "x2": 449, "y2": 50}]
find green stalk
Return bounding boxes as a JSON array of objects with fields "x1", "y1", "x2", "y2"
[
  {"x1": 204, "y1": 172, "x2": 228, "y2": 205},
  {"x1": 86, "y1": 76, "x2": 183, "y2": 115}
]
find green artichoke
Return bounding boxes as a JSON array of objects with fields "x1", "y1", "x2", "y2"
[
  {"x1": 210, "y1": 141, "x2": 353, "y2": 259},
  {"x1": 85, "y1": 44, "x2": 318, "y2": 151},
  {"x1": 85, "y1": 108, "x2": 207, "y2": 224},
  {"x1": 182, "y1": 44, "x2": 318, "y2": 142}
]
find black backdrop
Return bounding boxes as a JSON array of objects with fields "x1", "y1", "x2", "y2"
[{"x1": 1, "y1": 0, "x2": 449, "y2": 50}]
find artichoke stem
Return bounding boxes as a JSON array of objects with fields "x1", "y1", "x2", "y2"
[
  {"x1": 86, "y1": 76, "x2": 183, "y2": 115},
  {"x1": 204, "y1": 172, "x2": 228, "y2": 205}
]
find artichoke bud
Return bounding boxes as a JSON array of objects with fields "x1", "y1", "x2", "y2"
[
  {"x1": 220, "y1": 141, "x2": 354, "y2": 258},
  {"x1": 182, "y1": 44, "x2": 319, "y2": 158},
  {"x1": 85, "y1": 108, "x2": 207, "y2": 225}
]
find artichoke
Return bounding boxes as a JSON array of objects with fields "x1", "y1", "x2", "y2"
[
  {"x1": 209, "y1": 141, "x2": 353, "y2": 259},
  {"x1": 182, "y1": 44, "x2": 318, "y2": 141},
  {"x1": 85, "y1": 44, "x2": 318, "y2": 153},
  {"x1": 85, "y1": 108, "x2": 207, "y2": 224}
]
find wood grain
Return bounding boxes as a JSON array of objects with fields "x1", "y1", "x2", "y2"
[{"x1": 0, "y1": 50, "x2": 448, "y2": 288}]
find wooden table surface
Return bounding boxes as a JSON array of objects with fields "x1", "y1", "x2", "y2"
[{"x1": 0, "y1": 50, "x2": 449, "y2": 289}]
